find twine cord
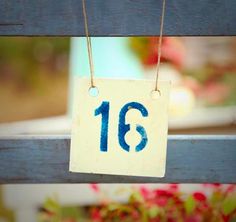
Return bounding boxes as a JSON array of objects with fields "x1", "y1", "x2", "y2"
[
  {"x1": 155, "y1": 0, "x2": 166, "y2": 92},
  {"x1": 82, "y1": 0, "x2": 166, "y2": 91},
  {"x1": 82, "y1": 0, "x2": 95, "y2": 88}
]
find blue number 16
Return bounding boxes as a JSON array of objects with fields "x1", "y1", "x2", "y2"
[{"x1": 95, "y1": 101, "x2": 148, "y2": 152}]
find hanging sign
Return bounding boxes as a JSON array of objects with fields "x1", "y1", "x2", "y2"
[{"x1": 70, "y1": 78, "x2": 170, "y2": 177}]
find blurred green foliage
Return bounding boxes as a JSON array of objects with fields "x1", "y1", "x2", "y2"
[
  {"x1": 39, "y1": 185, "x2": 236, "y2": 222},
  {"x1": 0, "y1": 37, "x2": 70, "y2": 89}
]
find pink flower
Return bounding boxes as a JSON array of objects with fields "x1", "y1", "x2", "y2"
[
  {"x1": 168, "y1": 184, "x2": 179, "y2": 191},
  {"x1": 226, "y1": 184, "x2": 236, "y2": 194},
  {"x1": 211, "y1": 183, "x2": 221, "y2": 187},
  {"x1": 203, "y1": 183, "x2": 222, "y2": 188},
  {"x1": 143, "y1": 53, "x2": 158, "y2": 66},
  {"x1": 222, "y1": 214, "x2": 230, "y2": 222},
  {"x1": 193, "y1": 192, "x2": 206, "y2": 202},
  {"x1": 131, "y1": 210, "x2": 140, "y2": 219},
  {"x1": 139, "y1": 185, "x2": 150, "y2": 199},
  {"x1": 156, "y1": 197, "x2": 168, "y2": 207},
  {"x1": 155, "y1": 189, "x2": 174, "y2": 198},
  {"x1": 91, "y1": 208, "x2": 102, "y2": 221},
  {"x1": 90, "y1": 184, "x2": 100, "y2": 193}
]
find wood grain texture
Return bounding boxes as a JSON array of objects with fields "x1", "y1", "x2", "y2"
[
  {"x1": 0, "y1": 135, "x2": 235, "y2": 183},
  {"x1": 0, "y1": 0, "x2": 235, "y2": 36}
]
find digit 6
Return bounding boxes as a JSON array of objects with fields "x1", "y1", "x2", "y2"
[{"x1": 118, "y1": 102, "x2": 148, "y2": 152}]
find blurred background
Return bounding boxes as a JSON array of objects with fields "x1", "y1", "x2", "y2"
[
  {"x1": 0, "y1": 37, "x2": 236, "y2": 133},
  {"x1": 0, "y1": 37, "x2": 236, "y2": 221},
  {"x1": 0, "y1": 37, "x2": 69, "y2": 123}
]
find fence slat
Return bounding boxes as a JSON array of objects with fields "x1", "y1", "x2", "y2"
[
  {"x1": 0, "y1": 135, "x2": 235, "y2": 183},
  {"x1": 0, "y1": 0, "x2": 236, "y2": 36}
]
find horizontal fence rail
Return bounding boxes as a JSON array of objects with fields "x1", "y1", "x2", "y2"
[
  {"x1": 0, "y1": 135, "x2": 235, "y2": 183},
  {"x1": 0, "y1": 0, "x2": 236, "y2": 36}
]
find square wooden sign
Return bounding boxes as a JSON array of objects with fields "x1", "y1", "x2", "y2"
[{"x1": 70, "y1": 78, "x2": 170, "y2": 177}]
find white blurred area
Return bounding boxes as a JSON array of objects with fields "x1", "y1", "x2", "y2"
[{"x1": 183, "y1": 37, "x2": 236, "y2": 68}]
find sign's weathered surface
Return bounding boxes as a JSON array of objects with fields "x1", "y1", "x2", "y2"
[{"x1": 70, "y1": 78, "x2": 170, "y2": 177}]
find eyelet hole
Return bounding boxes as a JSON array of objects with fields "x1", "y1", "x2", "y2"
[
  {"x1": 88, "y1": 86, "x2": 99, "y2": 97},
  {"x1": 150, "y1": 89, "x2": 161, "y2": 99}
]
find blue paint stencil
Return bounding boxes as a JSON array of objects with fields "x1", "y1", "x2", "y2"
[
  {"x1": 95, "y1": 101, "x2": 110, "y2": 152},
  {"x1": 95, "y1": 101, "x2": 148, "y2": 153},
  {"x1": 136, "y1": 124, "x2": 148, "y2": 152},
  {"x1": 118, "y1": 102, "x2": 148, "y2": 152}
]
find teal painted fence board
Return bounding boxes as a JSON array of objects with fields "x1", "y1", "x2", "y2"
[{"x1": 0, "y1": 135, "x2": 235, "y2": 183}]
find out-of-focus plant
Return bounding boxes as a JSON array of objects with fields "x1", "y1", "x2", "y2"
[
  {"x1": 38, "y1": 197, "x2": 86, "y2": 222},
  {"x1": 39, "y1": 184, "x2": 236, "y2": 222},
  {"x1": 129, "y1": 37, "x2": 185, "y2": 69},
  {"x1": 129, "y1": 37, "x2": 236, "y2": 106},
  {"x1": 184, "y1": 64, "x2": 236, "y2": 106},
  {"x1": 0, "y1": 37, "x2": 69, "y2": 89}
]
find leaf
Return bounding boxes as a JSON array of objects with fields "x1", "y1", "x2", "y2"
[
  {"x1": 223, "y1": 195, "x2": 236, "y2": 215},
  {"x1": 107, "y1": 203, "x2": 120, "y2": 211},
  {"x1": 148, "y1": 206, "x2": 159, "y2": 218},
  {"x1": 61, "y1": 206, "x2": 81, "y2": 219},
  {"x1": 184, "y1": 195, "x2": 196, "y2": 215},
  {"x1": 129, "y1": 191, "x2": 143, "y2": 203},
  {"x1": 210, "y1": 190, "x2": 223, "y2": 205},
  {"x1": 43, "y1": 197, "x2": 60, "y2": 213}
]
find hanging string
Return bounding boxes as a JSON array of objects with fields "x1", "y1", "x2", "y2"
[
  {"x1": 82, "y1": 0, "x2": 165, "y2": 90},
  {"x1": 154, "y1": 0, "x2": 166, "y2": 92},
  {"x1": 82, "y1": 0, "x2": 95, "y2": 88}
]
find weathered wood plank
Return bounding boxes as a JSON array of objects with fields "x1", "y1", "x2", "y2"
[
  {"x1": 0, "y1": 0, "x2": 235, "y2": 36},
  {"x1": 0, "y1": 135, "x2": 235, "y2": 183}
]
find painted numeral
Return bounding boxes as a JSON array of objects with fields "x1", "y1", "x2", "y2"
[
  {"x1": 95, "y1": 101, "x2": 148, "y2": 152},
  {"x1": 94, "y1": 101, "x2": 110, "y2": 152},
  {"x1": 118, "y1": 102, "x2": 148, "y2": 152}
]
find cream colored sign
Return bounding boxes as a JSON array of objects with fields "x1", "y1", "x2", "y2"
[{"x1": 70, "y1": 78, "x2": 170, "y2": 177}]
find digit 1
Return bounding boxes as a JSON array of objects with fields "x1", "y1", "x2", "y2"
[{"x1": 94, "y1": 101, "x2": 110, "y2": 152}]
